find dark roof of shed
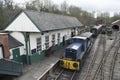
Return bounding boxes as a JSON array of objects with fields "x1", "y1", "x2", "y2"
[
  {"x1": 8, "y1": 35, "x2": 23, "y2": 49},
  {"x1": 24, "y1": 10, "x2": 83, "y2": 32}
]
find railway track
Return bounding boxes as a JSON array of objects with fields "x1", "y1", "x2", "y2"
[
  {"x1": 82, "y1": 34, "x2": 106, "y2": 80},
  {"x1": 55, "y1": 69, "x2": 77, "y2": 80},
  {"x1": 96, "y1": 34, "x2": 106, "y2": 80},
  {"x1": 91, "y1": 31, "x2": 120, "y2": 80},
  {"x1": 109, "y1": 43, "x2": 119, "y2": 80},
  {"x1": 103, "y1": 32, "x2": 120, "y2": 80},
  {"x1": 113, "y1": 46, "x2": 120, "y2": 80},
  {"x1": 82, "y1": 31, "x2": 120, "y2": 80},
  {"x1": 90, "y1": 34, "x2": 107, "y2": 80},
  {"x1": 45, "y1": 65, "x2": 77, "y2": 80}
]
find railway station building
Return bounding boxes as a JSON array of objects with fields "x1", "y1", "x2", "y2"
[{"x1": 4, "y1": 10, "x2": 83, "y2": 64}]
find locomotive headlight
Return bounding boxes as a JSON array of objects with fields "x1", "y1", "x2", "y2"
[
  {"x1": 73, "y1": 63, "x2": 78, "y2": 68},
  {"x1": 60, "y1": 60, "x2": 64, "y2": 65}
]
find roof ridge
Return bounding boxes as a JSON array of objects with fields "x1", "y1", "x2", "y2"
[{"x1": 24, "y1": 10, "x2": 76, "y2": 18}]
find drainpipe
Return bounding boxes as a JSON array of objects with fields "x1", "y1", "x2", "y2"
[{"x1": 23, "y1": 32, "x2": 30, "y2": 65}]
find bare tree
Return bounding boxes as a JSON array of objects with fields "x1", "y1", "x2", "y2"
[
  {"x1": 111, "y1": 12, "x2": 120, "y2": 23},
  {"x1": 60, "y1": 1, "x2": 69, "y2": 14},
  {"x1": 96, "y1": 12, "x2": 111, "y2": 25},
  {"x1": 0, "y1": 0, "x2": 21, "y2": 29}
]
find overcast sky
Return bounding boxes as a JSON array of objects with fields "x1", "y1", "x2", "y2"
[{"x1": 13, "y1": 0, "x2": 120, "y2": 16}]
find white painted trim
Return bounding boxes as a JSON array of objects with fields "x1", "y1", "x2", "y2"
[
  {"x1": 5, "y1": 12, "x2": 40, "y2": 32},
  {"x1": 0, "y1": 47, "x2": 3, "y2": 59},
  {"x1": 72, "y1": 36, "x2": 87, "y2": 40}
]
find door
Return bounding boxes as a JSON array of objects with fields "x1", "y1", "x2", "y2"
[{"x1": 12, "y1": 48, "x2": 21, "y2": 62}]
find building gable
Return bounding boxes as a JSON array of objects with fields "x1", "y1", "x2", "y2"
[{"x1": 5, "y1": 12, "x2": 40, "y2": 32}]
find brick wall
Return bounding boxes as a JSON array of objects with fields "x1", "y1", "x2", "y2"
[{"x1": 0, "y1": 33, "x2": 10, "y2": 59}]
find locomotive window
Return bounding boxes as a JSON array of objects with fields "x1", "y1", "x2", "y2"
[
  {"x1": 72, "y1": 38, "x2": 82, "y2": 43},
  {"x1": 65, "y1": 49, "x2": 76, "y2": 60}
]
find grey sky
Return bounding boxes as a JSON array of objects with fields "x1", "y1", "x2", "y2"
[{"x1": 14, "y1": 0, "x2": 120, "y2": 15}]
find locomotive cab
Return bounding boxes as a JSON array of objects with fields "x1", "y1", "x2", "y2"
[
  {"x1": 72, "y1": 36, "x2": 87, "y2": 51},
  {"x1": 80, "y1": 32, "x2": 93, "y2": 47},
  {"x1": 60, "y1": 36, "x2": 88, "y2": 71}
]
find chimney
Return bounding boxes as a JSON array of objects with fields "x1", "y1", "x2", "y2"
[{"x1": 0, "y1": 33, "x2": 10, "y2": 59}]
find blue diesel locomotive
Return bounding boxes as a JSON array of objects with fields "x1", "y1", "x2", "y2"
[{"x1": 60, "y1": 32, "x2": 93, "y2": 71}]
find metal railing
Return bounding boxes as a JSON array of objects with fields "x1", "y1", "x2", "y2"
[{"x1": 0, "y1": 59, "x2": 23, "y2": 76}]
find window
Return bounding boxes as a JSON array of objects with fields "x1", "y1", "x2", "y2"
[
  {"x1": 52, "y1": 34, "x2": 55, "y2": 45},
  {"x1": 36, "y1": 37, "x2": 41, "y2": 52},
  {"x1": 65, "y1": 49, "x2": 76, "y2": 60},
  {"x1": 57, "y1": 33, "x2": 60, "y2": 44},
  {"x1": 45, "y1": 36, "x2": 49, "y2": 49},
  {"x1": 31, "y1": 48, "x2": 36, "y2": 54}
]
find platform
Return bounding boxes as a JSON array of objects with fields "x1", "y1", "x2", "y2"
[{"x1": 14, "y1": 47, "x2": 65, "y2": 80}]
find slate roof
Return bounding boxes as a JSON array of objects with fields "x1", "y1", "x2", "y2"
[
  {"x1": 8, "y1": 35, "x2": 23, "y2": 49},
  {"x1": 24, "y1": 10, "x2": 83, "y2": 32}
]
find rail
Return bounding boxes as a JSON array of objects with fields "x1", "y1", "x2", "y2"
[
  {"x1": 83, "y1": 34, "x2": 104, "y2": 80},
  {"x1": 109, "y1": 34, "x2": 120, "y2": 80},
  {"x1": 55, "y1": 69, "x2": 77, "y2": 80},
  {"x1": 92, "y1": 34, "x2": 107, "y2": 80},
  {"x1": 92, "y1": 31, "x2": 120, "y2": 80}
]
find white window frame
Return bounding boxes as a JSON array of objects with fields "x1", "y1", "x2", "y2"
[
  {"x1": 57, "y1": 33, "x2": 60, "y2": 44},
  {"x1": 45, "y1": 35, "x2": 49, "y2": 49},
  {"x1": 36, "y1": 37, "x2": 42, "y2": 52},
  {"x1": 52, "y1": 34, "x2": 55, "y2": 45}
]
